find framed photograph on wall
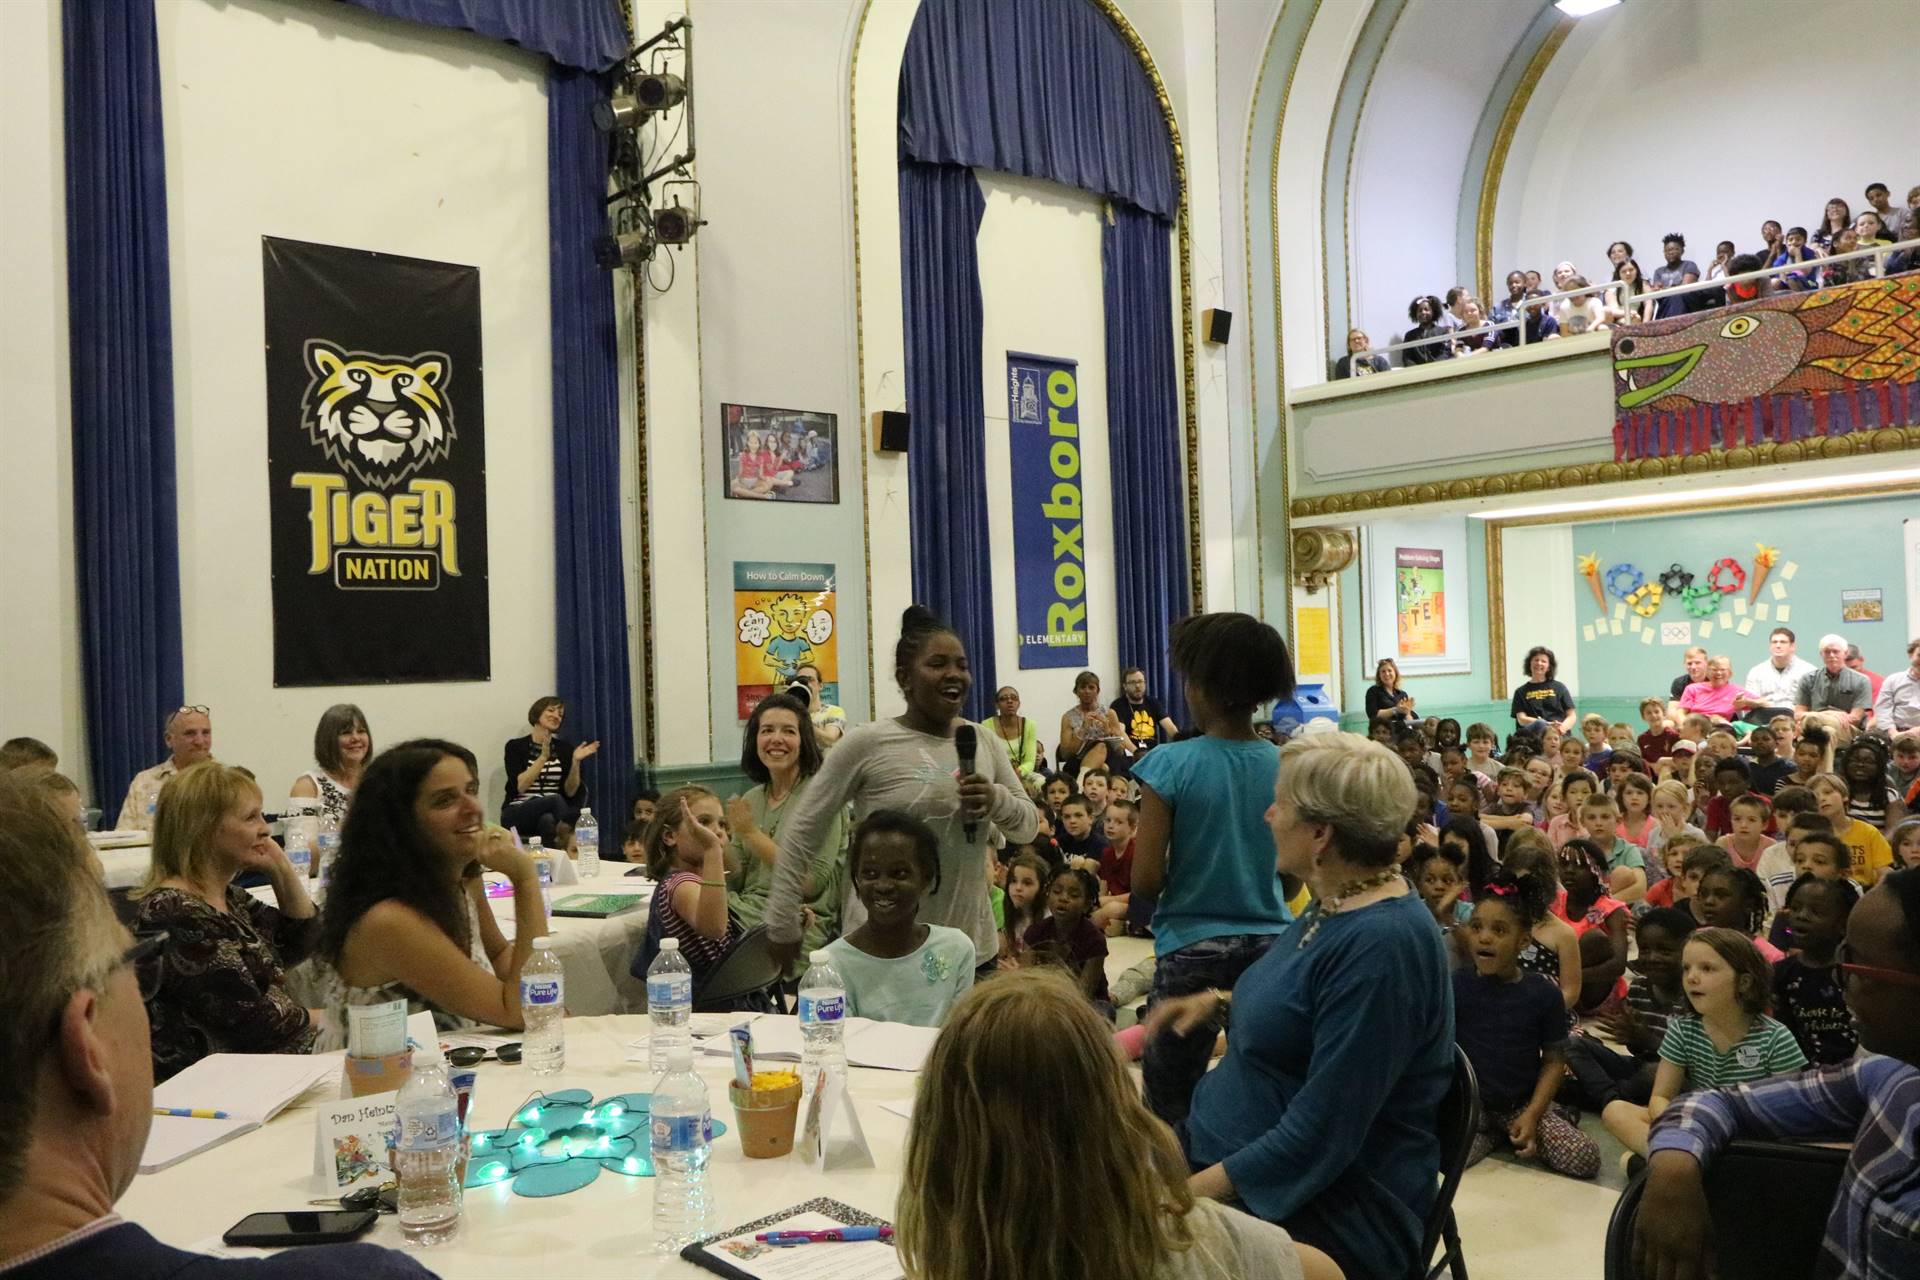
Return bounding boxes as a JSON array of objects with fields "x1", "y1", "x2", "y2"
[
  {"x1": 722, "y1": 403, "x2": 838, "y2": 504},
  {"x1": 1360, "y1": 518, "x2": 1472, "y2": 677}
]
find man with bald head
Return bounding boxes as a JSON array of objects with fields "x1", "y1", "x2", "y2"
[{"x1": 114, "y1": 705, "x2": 213, "y2": 831}]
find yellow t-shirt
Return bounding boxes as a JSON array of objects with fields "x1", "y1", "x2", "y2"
[{"x1": 1835, "y1": 817, "x2": 1894, "y2": 887}]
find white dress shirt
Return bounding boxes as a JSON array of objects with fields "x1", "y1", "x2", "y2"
[{"x1": 1875, "y1": 668, "x2": 1920, "y2": 733}]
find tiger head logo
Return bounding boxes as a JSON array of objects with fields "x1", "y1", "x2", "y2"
[{"x1": 300, "y1": 339, "x2": 456, "y2": 490}]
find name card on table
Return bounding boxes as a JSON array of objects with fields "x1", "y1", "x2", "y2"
[
  {"x1": 796, "y1": 1070, "x2": 872, "y2": 1173},
  {"x1": 314, "y1": 1090, "x2": 401, "y2": 1194}
]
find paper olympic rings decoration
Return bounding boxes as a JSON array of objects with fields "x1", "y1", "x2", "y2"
[
  {"x1": 1627, "y1": 583, "x2": 1664, "y2": 617},
  {"x1": 1658, "y1": 564, "x2": 1694, "y2": 594},
  {"x1": 1707, "y1": 558, "x2": 1746, "y2": 595},
  {"x1": 1605, "y1": 564, "x2": 1646, "y2": 600},
  {"x1": 1681, "y1": 584, "x2": 1720, "y2": 618}
]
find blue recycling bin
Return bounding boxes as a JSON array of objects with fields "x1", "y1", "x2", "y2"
[{"x1": 1271, "y1": 683, "x2": 1340, "y2": 736}]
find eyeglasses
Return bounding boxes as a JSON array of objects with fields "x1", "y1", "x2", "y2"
[
  {"x1": 165, "y1": 705, "x2": 210, "y2": 730},
  {"x1": 1835, "y1": 940, "x2": 1920, "y2": 989},
  {"x1": 447, "y1": 1042, "x2": 522, "y2": 1066},
  {"x1": 125, "y1": 931, "x2": 168, "y2": 1001}
]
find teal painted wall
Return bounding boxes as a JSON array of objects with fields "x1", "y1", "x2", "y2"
[
  {"x1": 1571, "y1": 493, "x2": 1916, "y2": 699},
  {"x1": 1337, "y1": 520, "x2": 1506, "y2": 731}
]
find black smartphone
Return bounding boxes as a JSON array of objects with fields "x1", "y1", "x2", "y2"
[{"x1": 223, "y1": 1210, "x2": 378, "y2": 1248}]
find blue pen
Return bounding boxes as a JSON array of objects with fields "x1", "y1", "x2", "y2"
[
  {"x1": 153, "y1": 1106, "x2": 230, "y2": 1119},
  {"x1": 756, "y1": 1227, "x2": 892, "y2": 1245}
]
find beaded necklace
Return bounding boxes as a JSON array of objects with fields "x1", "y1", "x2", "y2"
[{"x1": 1295, "y1": 866, "x2": 1404, "y2": 947}]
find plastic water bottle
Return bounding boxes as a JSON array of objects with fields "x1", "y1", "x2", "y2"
[
  {"x1": 647, "y1": 939, "x2": 693, "y2": 1074},
  {"x1": 650, "y1": 1046, "x2": 712, "y2": 1252},
  {"x1": 283, "y1": 802, "x2": 315, "y2": 878},
  {"x1": 519, "y1": 937, "x2": 566, "y2": 1076},
  {"x1": 576, "y1": 808, "x2": 600, "y2": 879},
  {"x1": 313, "y1": 812, "x2": 341, "y2": 886},
  {"x1": 798, "y1": 949, "x2": 847, "y2": 1087},
  {"x1": 395, "y1": 1053, "x2": 464, "y2": 1246}
]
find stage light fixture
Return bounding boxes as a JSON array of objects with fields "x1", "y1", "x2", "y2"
[
  {"x1": 651, "y1": 183, "x2": 704, "y2": 246},
  {"x1": 594, "y1": 229, "x2": 654, "y2": 270},
  {"x1": 592, "y1": 95, "x2": 642, "y2": 133},
  {"x1": 633, "y1": 72, "x2": 686, "y2": 114}
]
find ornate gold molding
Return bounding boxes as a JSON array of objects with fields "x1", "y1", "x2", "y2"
[
  {"x1": 1289, "y1": 426, "x2": 1920, "y2": 519},
  {"x1": 1485, "y1": 519, "x2": 1505, "y2": 701},
  {"x1": 849, "y1": 0, "x2": 878, "y2": 717},
  {"x1": 1474, "y1": 16, "x2": 1573, "y2": 304}
]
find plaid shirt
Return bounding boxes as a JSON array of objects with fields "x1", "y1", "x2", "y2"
[{"x1": 1648, "y1": 1056, "x2": 1920, "y2": 1279}]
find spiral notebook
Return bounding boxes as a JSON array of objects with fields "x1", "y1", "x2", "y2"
[{"x1": 681, "y1": 1199, "x2": 901, "y2": 1280}]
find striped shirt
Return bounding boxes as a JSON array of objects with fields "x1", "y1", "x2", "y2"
[
  {"x1": 1658, "y1": 1012, "x2": 1808, "y2": 1087},
  {"x1": 1623, "y1": 975, "x2": 1688, "y2": 1057},
  {"x1": 1649, "y1": 1056, "x2": 1920, "y2": 1279},
  {"x1": 648, "y1": 870, "x2": 738, "y2": 978}
]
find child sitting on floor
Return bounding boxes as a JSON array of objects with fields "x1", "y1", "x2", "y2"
[
  {"x1": 996, "y1": 852, "x2": 1050, "y2": 971},
  {"x1": 825, "y1": 811, "x2": 975, "y2": 1027},
  {"x1": 1754, "y1": 790, "x2": 1820, "y2": 909},
  {"x1": 1580, "y1": 713, "x2": 1614, "y2": 774},
  {"x1": 1484, "y1": 767, "x2": 1543, "y2": 851},
  {"x1": 1764, "y1": 828, "x2": 1849, "y2": 952},
  {"x1": 1466, "y1": 722, "x2": 1503, "y2": 776},
  {"x1": 1454, "y1": 871, "x2": 1600, "y2": 1180},
  {"x1": 1601, "y1": 926, "x2": 1807, "y2": 1156},
  {"x1": 1555, "y1": 838, "x2": 1630, "y2": 1013},
  {"x1": 1564, "y1": 906, "x2": 1697, "y2": 1112},
  {"x1": 1578, "y1": 793, "x2": 1647, "y2": 902},
  {"x1": 1771, "y1": 873, "x2": 1860, "y2": 1065},
  {"x1": 1054, "y1": 793, "x2": 1107, "y2": 867},
  {"x1": 1745, "y1": 725, "x2": 1793, "y2": 796},
  {"x1": 1637, "y1": 698, "x2": 1678, "y2": 765},
  {"x1": 1409, "y1": 841, "x2": 1473, "y2": 936},
  {"x1": 1545, "y1": 770, "x2": 1600, "y2": 848},
  {"x1": 1640, "y1": 837, "x2": 1721, "y2": 913},
  {"x1": 1615, "y1": 774, "x2": 1656, "y2": 850},
  {"x1": 1717, "y1": 793, "x2": 1773, "y2": 873},
  {"x1": 1891, "y1": 817, "x2": 1920, "y2": 869},
  {"x1": 1092, "y1": 798, "x2": 1137, "y2": 933},
  {"x1": 1693, "y1": 864, "x2": 1784, "y2": 963},
  {"x1": 1022, "y1": 866, "x2": 1111, "y2": 1013}
]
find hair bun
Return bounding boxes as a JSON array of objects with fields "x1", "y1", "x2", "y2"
[{"x1": 901, "y1": 604, "x2": 943, "y2": 633}]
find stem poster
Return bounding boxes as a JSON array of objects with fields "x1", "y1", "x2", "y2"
[
  {"x1": 1395, "y1": 547, "x2": 1446, "y2": 658},
  {"x1": 734, "y1": 562, "x2": 837, "y2": 720}
]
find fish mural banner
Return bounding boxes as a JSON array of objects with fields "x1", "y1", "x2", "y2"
[{"x1": 1611, "y1": 275, "x2": 1920, "y2": 462}]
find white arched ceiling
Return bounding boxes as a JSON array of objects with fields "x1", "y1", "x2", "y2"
[
  {"x1": 1345, "y1": 0, "x2": 1542, "y2": 362},
  {"x1": 1493, "y1": 0, "x2": 1920, "y2": 290}
]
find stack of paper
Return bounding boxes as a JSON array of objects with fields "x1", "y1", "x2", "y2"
[
  {"x1": 140, "y1": 1054, "x2": 336, "y2": 1173},
  {"x1": 698, "y1": 1016, "x2": 941, "y2": 1072}
]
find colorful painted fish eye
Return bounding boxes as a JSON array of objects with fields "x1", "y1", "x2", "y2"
[{"x1": 1721, "y1": 316, "x2": 1757, "y2": 339}]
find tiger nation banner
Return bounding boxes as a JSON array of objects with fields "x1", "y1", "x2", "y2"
[
  {"x1": 263, "y1": 237, "x2": 490, "y2": 685},
  {"x1": 1006, "y1": 353, "x2": 1089, "y2": 670}
]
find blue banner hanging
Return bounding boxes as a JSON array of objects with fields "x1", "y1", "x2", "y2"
[{"x1": 1007, "y1": 353, "x2": 1089, "y2": 669}]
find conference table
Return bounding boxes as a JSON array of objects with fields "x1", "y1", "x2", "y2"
[
  {"x1": 119, "y1": 1014, "x2": 919, "y2": 1278},
  {"x1": 92, "y1": 834, "x2": 153, "y2": 889}
]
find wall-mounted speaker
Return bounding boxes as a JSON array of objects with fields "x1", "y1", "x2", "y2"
[
  {"x1": 1291, "y1": 527, "x2": 1357, "y2": 593},
  {"x1": 872, "y1": 410, "x2": 910, "y2": 453},
  {"x1": 1202, "y1": 308, "x2": 1233, "y2": 345}
]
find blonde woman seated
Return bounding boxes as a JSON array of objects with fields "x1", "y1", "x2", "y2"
[
  {"x1": 896, "y1": 970, "x2": 1342, "y2": 1280},
  {"x1": 132, "y1": 762, "x2": 320, "y2": 1081},
  {"x1": 314, "y1": 739, "x2": 548, "y2": 1047}
]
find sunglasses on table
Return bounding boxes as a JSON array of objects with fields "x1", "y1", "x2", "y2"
[
  {"x1": 1835, "y1": 940, "x2": 1920, "y2": 988},
  {"x1": 446, "y1": 1043, "x2": 523, "y2": 1066}
]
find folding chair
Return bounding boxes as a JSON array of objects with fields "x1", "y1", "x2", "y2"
[{"x1": 1420, "y1": 1046, "x2": 1481, "y2": 1280}]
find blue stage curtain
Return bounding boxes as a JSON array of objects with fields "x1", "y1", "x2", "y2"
[
  {"x1": 899, "y1": 161, "x2": 997, "y2": 721},
  {"x1": 339, "y1": 0, "x2": 627, "y2": 70},
  {"x1": 548, "y1": 67, "x2": 634, "y2": 832},
  {"x1": 898, "y1": 0, "x2": 1177, "y2": 219},
  {"x1": 63, "y1": 0, "x2": 184, "y2": 821},
  {"x1": 1103, "y1": 203, "x2": 1190, "y2": 726}
]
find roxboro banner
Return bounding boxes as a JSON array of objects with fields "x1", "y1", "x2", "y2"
[
  {"x1": 1007, "y1": 353, "x2": 1089, "y2": 670},
  {"x1": 263, "y1": 237, "x2": 490, "y2": 685}
]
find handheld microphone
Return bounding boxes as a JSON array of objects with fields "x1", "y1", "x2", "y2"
[{"x1": 953, "y1": 724, "x2": 978, "y2": 843}]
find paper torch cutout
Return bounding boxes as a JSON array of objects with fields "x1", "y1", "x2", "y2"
[
  {"x1": 1577, "y1": 553, "x2": 1607, "y2": 615},
  {"x1": 1748, "y1": 544, "x2": 1779, "y2": 605}
]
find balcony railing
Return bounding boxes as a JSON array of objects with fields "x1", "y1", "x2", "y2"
[{"x1": 1334, "y1": 235, "x2": 1918, "y2": 383}]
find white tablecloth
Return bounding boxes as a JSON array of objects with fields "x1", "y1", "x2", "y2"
[
  {"x1": 95, "y1": 840, "x2": 152, "y2": 889},
  {"x1": 267, "y1": 868, "x2": 655, "y2": 1019},
  {"x1": 117, "y1": 1014, "x2": 916, "y2": 1277}
]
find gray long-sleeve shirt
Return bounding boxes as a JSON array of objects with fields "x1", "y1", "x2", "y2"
[{"x1": 764, "y1": 717, "x2": 1039, "y2": 963}]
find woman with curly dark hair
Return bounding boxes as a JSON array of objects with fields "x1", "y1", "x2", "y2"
[
  {"x1": 313, "y1": 739, "x2": 547, "y2": 1049},
  {"x1": 1400, "y1": 295, "x2": 1450, "y2": 367}
]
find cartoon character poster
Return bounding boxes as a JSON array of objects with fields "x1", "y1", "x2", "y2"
[
  {"x1": 1395, "y1": 547, "x2": 1446, "y2": 658},
  {"x1": 734, "y1": 562, "x2": 837, "y2": 720}
]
